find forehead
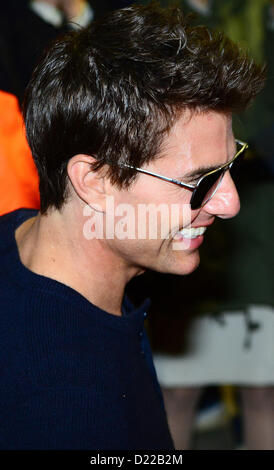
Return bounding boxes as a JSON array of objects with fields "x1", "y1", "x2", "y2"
[{"x1": 159, "y1": 110, "x2": 233, "y2": 170}]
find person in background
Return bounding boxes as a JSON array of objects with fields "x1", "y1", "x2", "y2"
[
  {"x1": 0, "y1": 0, "x2": 132, "y2": 102},
  {"x1": 0, "y1": 90, "x2": 39, "y2": 215}
]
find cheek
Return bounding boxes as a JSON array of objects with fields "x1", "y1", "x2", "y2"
[
  {"x1": 188, "y1": 206, "x2": 205, "y2": 224},
  {"x1": 110, "y1": 183, "x2": 199, "y2": 240},
  {"x1": 173, "y1": 203, "x2": 200, "y2": 232}
]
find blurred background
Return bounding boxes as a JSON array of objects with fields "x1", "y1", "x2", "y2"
[{"x1": 1, "y1": 0, "x2": 273, "y2": 450}]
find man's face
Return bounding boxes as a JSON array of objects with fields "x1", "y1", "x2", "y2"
[{"x1": 102, "y1": 110, "x2": 240, "y2": 277}]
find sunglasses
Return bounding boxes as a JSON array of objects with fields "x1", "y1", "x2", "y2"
[{"x1": 121, "y1": 139, "x2": 248, "y2": 210}]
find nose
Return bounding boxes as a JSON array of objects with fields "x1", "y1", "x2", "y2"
[{"x1": 203, "y1": 171, "x2": 240, "y2": 219}]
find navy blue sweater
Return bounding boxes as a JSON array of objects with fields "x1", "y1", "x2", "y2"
[{"x1": 0, "y1": 209, "x2": 173, "y2": 450}]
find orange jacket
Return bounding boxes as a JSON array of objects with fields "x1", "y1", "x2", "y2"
[{"x1": 0, "y1": 90, "x2": 40, "y2": 215}]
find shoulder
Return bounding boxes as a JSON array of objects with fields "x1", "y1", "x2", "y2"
[{"x1": 0, "y1": 209, "x2": 38, "y2": 252}]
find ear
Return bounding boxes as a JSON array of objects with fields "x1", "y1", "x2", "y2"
[{"x1": 67, "y1": 154, "x2": 108, "y2": 211}]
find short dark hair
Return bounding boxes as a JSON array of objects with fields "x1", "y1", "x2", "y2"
[{"x1": 23, "y1": 2, "x2": 265, "y2": 214}]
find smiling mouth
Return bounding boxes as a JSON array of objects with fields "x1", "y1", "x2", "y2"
[{"x1": 175, "y1": 226, "x2": 207, "y2": 240}]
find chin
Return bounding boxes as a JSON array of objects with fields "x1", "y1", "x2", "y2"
[
  {"x1": 179, "y1": 248, "x2": 201, "y2": 274},
  {"x1": 174, "y1": 258, "x2": 200, "y2": 276},
  {"x1": 155, "y1": 250, "x2": 201, "y2": 276}
]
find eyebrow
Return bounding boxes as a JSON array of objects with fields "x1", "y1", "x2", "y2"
[
  {"x1": 181, "y1": 165, "x2": 223, "y2": 182},
  {"x1": 180, "y1": 142, "x2": 238, "y2": 182}
]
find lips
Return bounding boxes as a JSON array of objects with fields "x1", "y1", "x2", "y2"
[{"x1": 172, "y1": 218, "x2": 215, "y2": 244}]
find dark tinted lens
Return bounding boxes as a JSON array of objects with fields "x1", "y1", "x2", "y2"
[
  {"x1": 229, "y1": 149, "x2": 245, "y2": 184},
  {"x1": 190, "y1": 142, "x2": 247, "y2": 210},
  {"x1": 190, "y1": 169, "x2": 223, "y2": 210}
]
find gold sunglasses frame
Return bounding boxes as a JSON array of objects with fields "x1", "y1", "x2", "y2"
[{"x1": 121, "y1": 139, "x2": 248, "y2": 209}]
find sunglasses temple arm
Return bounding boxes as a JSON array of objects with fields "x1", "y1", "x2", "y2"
[{"x1": 123, "y1": 164, "x2": 195, "y2": 189}]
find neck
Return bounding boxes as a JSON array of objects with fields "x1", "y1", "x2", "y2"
[
  {"x1": 32, "y1": 0, "x2": 86, "y2": 20},
  {"x1": 31, "y1": 0, "x2": 59, "y2": 7},
  {"x1": 15, "y1": 203, "x2": 139, "y2": 316}
]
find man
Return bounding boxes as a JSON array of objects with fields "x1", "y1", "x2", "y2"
[
  {"x1": 0, "y1": 0, "x2": 123, "y2": 101},
  {"x1": 0, "y1": 3, "x2": 264, "y2": 449}
]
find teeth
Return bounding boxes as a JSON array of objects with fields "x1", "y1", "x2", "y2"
[{"x1": 179, "y1": 226, "x2": 207, "y2": 239}]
